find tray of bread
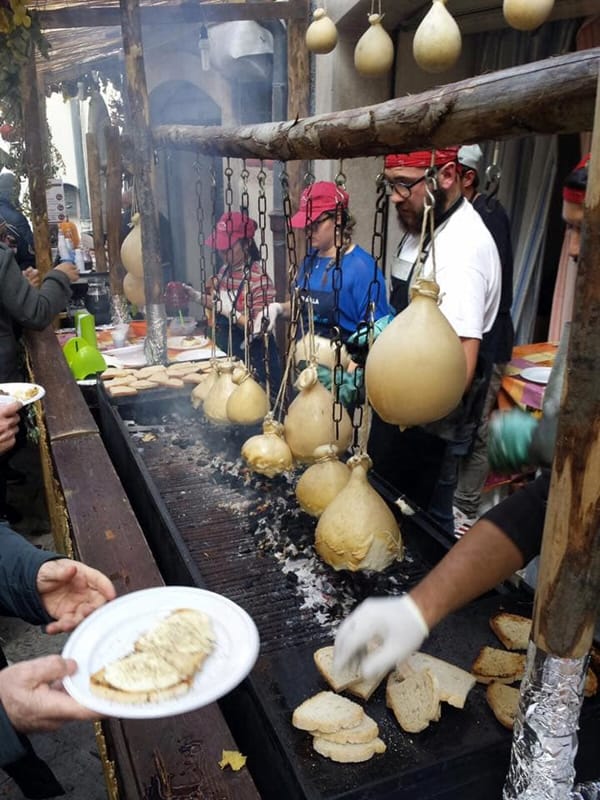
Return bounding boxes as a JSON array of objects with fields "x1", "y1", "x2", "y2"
[{"x1": 62, "y1": 586, "x2": 259, "y2": 719}]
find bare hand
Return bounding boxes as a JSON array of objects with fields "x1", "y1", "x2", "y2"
[
  {"x1": 0, "y1": 656, "x2": 100, "y2": 733},
  {"x1": 36, "y1": 559, "x2": 116, "y2": 634},
  {"x1": 55, "y1": 261, "x2": 80, "y2": 283},
  {"x1": 0, "y1": 400, "x2": 21, "y2": 455},
  {"x1": 23, "y1": 267, "x2": 41, "y2": 289}
]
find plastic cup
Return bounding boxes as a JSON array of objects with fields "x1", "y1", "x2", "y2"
[{"x1": 112, "y1": 323, "x2": 130, "y2": 348}]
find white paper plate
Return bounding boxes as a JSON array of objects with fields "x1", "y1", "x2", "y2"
[
  {"x1": 167, "y1": 335, "x2": 209, "y2": 350},
  {"x1": 520, "y1": 366, "x2": 552, "y2": 385},
  {"x1": 62, "y1": 586, "x2": 259, "y2": 719},
  {"x1": 173, "y1": 346, "x2": 227, "y2": 362},
  {"x1": 103, "y1": 344, "x2": 146, "y2": 368},
  {"x1": 0, "y1": 382, "x2": 45, "y2": 405}
]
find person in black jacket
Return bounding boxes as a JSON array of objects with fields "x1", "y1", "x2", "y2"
[
  {"x1": 0, "y1": 523, "x2": 115, "y2": 794},
  {"x1": 0, "y1": 172, "x2": 35, "y2": 270}
]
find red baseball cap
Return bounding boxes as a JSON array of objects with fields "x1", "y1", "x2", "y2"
[
  {"x1": 290, "y1": 181, "x2": 349, "y2": 228},
  {"x1": 206, "y1": 211, "x2": 257, "y2": 249}
]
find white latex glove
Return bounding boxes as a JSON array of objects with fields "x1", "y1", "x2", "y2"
[
  {"x1": 333, "y1": 594, "x2": 429, "y2": 680},
  {"x1": 217, "y1": 290, "x2": 233, "y2": 317},
  {"x1": 252, "y1": 301, "x2": 283, "y2": 335},
  {"x1": 182, "y1": 283, "x2": 203, "y2": 303}
]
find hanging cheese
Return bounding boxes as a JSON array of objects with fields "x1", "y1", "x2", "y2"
[
  {"x1": 354, "y1": 13, "x2": 394, "y2": 77},
  {"x1": 306, "y1": 8, "x2": 338, "y2": 54},
  {"x1": 413, "y1": 0, "x2": 462, "y2": 74},
  {"x1": 503, "y1": 0, "x2": 554, "y2": 30},
  {"x1": 204, "y1": 359, "x2": 237, "y2": 424},
  {"x1": 226, "y1": 366, "x2": 269, "y2": 425},
  {"x1": 315, "y1": 453, "x2": 403, "y2": 572},
  {"x1": 284, "y1": 365, "x2": 352, "y2": 463},
  {"x1": 295, "y1": 444, "x2": 351, "y2": 518},
  {"x1": 123, "y1": 272, "x2": 146, "y2": 307},
  {"x1": 295, "y1": 334, "x2": 351, "y2": 371},
  {"x1": 365, "y1": 278, "x2": 466, "y2": 427},
  {"x1": 120, "y1": 213, "x2": 144, "y2": 278},
  {"x1": 241, "y1": 416, "x2": 294, "y2": 478},
  {"x1": 190, "y1": 367, "x2": 218, "y2": 410}
]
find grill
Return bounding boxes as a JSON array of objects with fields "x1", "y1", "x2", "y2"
[{"x1": 94, "y1": 388, "x2": 600, "y2": 800}]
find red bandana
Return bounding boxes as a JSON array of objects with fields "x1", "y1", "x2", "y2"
[
  {"x1": 562, "y1": 153, "x2": 590, "y2": 205},
  {"x1": 384, "y1": 148, "x2": 460, "y2": 169}
]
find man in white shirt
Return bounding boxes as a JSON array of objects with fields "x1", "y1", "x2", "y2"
[{"x1": 368, "y1": 147, "x2": 501, "y2": 534}]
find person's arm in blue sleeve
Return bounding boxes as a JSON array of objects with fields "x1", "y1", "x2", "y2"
[{"x1": 0, "y1": 524, "x2": 58, "y2": 624}]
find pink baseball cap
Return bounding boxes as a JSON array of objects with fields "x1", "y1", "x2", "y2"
[
  {"x1": 206, "y1": 211, "x2": 257, "y2": 249},
  {"x1": 290, "y1": 181, "x2": 349, "y2": 228}
]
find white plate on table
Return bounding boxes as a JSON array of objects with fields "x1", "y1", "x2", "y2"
[
  {"x1": 520, "y1": 366, "x2": 552, "y2": 385},
  {"x1": 167, "y1": 335, "x2": 209, "y2": 350},
  {"x1": 173, "y1": 346, "x2": 226, "y2": 362},
  {"x1": 0, "y1": 382, "x2": 45, "y2": 405},
  {"x1": 62, "y1": 586, "x2": 260, "y2": 719}
]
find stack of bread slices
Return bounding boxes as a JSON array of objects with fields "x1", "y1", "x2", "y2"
[
  {"x1": 292, "y1": 691, "x2": 386, "y2": 763},
  {"x1": 478, "y1": 611, "x2": 598, "y2": 729},
  {"x1": 101, "y1": 362, "x2": 211, "y2": 397},
  {"x1": 90, "y1": 607, "x2": 215, "y2": 704}
]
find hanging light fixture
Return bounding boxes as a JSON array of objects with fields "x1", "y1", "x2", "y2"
[{"x1": 198, "y1": 25, "x2": 211, "y2": 72}]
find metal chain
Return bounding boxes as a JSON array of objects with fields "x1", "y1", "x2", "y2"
[
  {"x1": 208, "y1": 161, "x2": 218, "y2": 357},
  {"x1": 330, "y1": 164, "x2": 346, "y2": 440},
  {"x1": 194, "y1": 153, "x2": 207, "y2": 321},
  {"x1": 256, "y1": 162, "x2": 271, "y2": 394},
  {"x1": 222, "y1": 158, "x2": 237, "y2": 357}
]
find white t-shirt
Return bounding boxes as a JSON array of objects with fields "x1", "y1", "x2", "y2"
[{"x1": 391, "y1": 199, "x2": 501, "y2": 340}]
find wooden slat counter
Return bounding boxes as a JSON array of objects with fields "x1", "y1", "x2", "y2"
[{"x1": 24, "y1": 326, "x2": 261, "y2": 800}]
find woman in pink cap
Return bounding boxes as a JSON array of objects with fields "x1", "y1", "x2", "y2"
[
  {"x1": 285, "y1": 181, "x2": 391, "y2": 344},
  {"x1": 184, "y1": 210, "x2": 281, "y2": 388}
]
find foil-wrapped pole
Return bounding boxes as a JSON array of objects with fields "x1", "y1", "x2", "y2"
[
  {"x1": 503, "y1": 642, "x2": 589, "y2": 799},
  {"x1": 573, "y1": 782, "x2": 600, "y2": 799},
  {"x1": 144, "y1": 303, "x2": 168, "y2": 364}
]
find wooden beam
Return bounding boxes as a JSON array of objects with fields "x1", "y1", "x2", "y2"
[
  {"x1": 19, "y1": 55, "x2": 53, "y2": 277},
  {"x1": 86, "y1": 131, "x2": 108, "y2": 273},
  {"x1": 532, "y1": 75, "x2": 600, "y2": 660},
  {"x1": 153, "y1": 48, "x2": 600, "y2": 160},
  {"x1": 37, "y1": 1, "x2": 305, "y2": 30}
]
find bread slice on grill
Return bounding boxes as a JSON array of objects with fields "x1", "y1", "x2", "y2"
[
  {"x1": 471, "y1": 646, "x2": 526, "y2": 685},
  {"x1": 490, "y1": 612, "x2": 532, "y2": 651},
  {"x1": 395, "y1": 652, "x2": 476, "y2": 709},
  {"x1": 386, "y1": 669, "x2": 441, "y2": 733},
  {"x1": 90, "y1": 608, "x2": 215, "y2": 704},
  {"x1": 313, "y1": 644, "x2": 388, "y2": 701},
  {"x1": 292, "y1": 691, "x2": 364, "y2": 734},
  {"x1": 310, "y1": 713, "x2": 379, "y2": 745},
  {"x1": 312, "y1": 735, "x2": 386, "y2": 763},
  {"x1": 486, "y1": 681, "x2": 520, "y2": 729}
]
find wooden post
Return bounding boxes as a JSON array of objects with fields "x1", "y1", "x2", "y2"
[
  {"x1": 86, "y1": 132, "x2": 108, "y2": 273},
  {"x1": 532, "y1": 77, "x2": 600, "y2": 659},
  {"x1": 105, "y1": 125, "x2": 126, "y2": 298},
  {"x1": 286, "y1": 0, "x2": 310, "y2": 205},
  {"x1": 120, "y1": 0, "x2": 164, "y2": 310},
  {"x1": 19, "y1": 55, "x2": 52, "y2": 277}
]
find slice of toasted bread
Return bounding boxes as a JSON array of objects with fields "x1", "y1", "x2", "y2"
[
  {"x1": 486, "y1": 681, "x2": 520, "y2": 729},
  {"x1": 137, "y1": 365, "x2": 168, "y2": 379},
  {"x1": 471, "y1": 646, "x2": 526, "y2": 685},
  {"x1": 310, "y1": 713, "x2": 379, "y2": 745},
  {"x1": 313, "y1": 645, "x2": 361, "y2": 692},
  {"x1": 292, "y1": 691, "x2": 364, "y2": 734},
  {"x1": 386, "y1": 669, "x2": 440, "y2": 733},
  {"x1": 107, "y1": 385, "x2": 138, "y2": 397},
  {"x1": 490, "y1": 612, "x2": 532, "y2": 651},
  {"x1": 132, "y1": 379, "x2": 159, "y2": 391},
  {"x1": 182, "y1": 372, "x2": 209, "y2": 385},
  {"x1": 89, "y1": 608, "x2": 215, "y2": 704},
  {"x1": 90, "y1": 651, "x2": 192, "y2": 704},
  {"x1": 312, "y1": 735, "x2": 386, "y2": 763},
  {"x1": 101, "y1": 368, "x2": 133, "y2": 380},
  {"x1": 395, "y1": 652, "x2": 476, "y2": 709}
]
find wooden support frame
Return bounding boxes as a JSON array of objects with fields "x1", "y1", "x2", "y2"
[{"x1": 153, "y1": 48, "x2": 600, "y2": 160}]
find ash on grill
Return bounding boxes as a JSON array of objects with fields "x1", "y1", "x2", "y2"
[{"x1": 124, "y1": 408, "x2": 430, "y2": 648}]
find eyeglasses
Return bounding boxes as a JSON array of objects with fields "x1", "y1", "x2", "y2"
[{"x1": 384, "y1": 174, "x2": 427, "y2": 200}]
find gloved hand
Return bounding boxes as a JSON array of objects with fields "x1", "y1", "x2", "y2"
[
  {"x1": 252, "y1": 302, "x2": 283, "y2": 335},
  {"x1": 216, "y1": 290, "x2": 233, "y2": 317},
  {"x1": 333, "y1": 594, "x2": 429, "y2": 680},
  {"x1": 316, "y1": 364, "x2": 364, "y2": 407},
  {"x1": 182, "y1": 283, "x2": 203, "y2": 303},
  {"x1": 345, "y1": 314, "x2": 395, "y2": 366}
]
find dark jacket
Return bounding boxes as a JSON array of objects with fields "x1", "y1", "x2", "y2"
[
  {"x1": 0, "y1": 199, "x2": 35, "y2": 269},
  {"x1": 0, "y1": 524, "x2": 58, "y2": 767},
  {"x1": 0, "y1": 243, "x2": 72, "y2": 382}
]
